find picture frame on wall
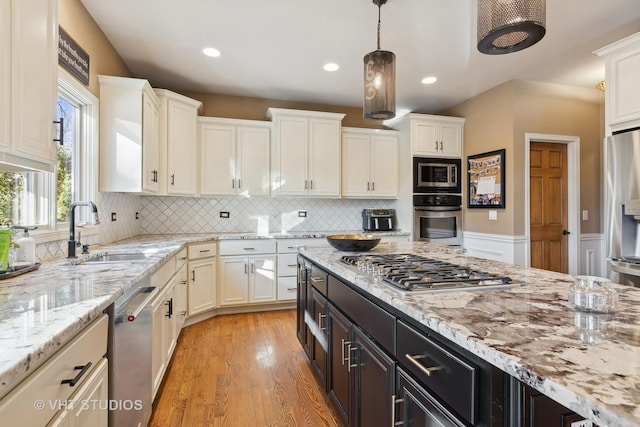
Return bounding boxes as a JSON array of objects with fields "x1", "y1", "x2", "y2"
[{"x1": 467, "y1": 149, "x2": 505, "y2": 208}]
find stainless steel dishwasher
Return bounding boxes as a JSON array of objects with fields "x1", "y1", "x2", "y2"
[{"x1": 111, "y1": 273, "x2": 158, "y2": 427}]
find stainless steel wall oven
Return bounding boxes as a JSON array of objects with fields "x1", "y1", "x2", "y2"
[{"x1": 414, "y1": 194, "x2": 463, "y2": 246}]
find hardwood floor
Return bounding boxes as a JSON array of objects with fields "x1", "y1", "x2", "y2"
[{"x1": 150, "y1": 309, "x2": 343, "y2": 427}]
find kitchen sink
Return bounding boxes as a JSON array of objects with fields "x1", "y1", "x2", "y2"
[{"x1": 85, "y1": 253, "x2": 150, "y2": 263}]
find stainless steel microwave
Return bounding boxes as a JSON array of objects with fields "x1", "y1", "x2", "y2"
[{"x1": 413, "y1": 157, "x2": 462, "y2": 193}]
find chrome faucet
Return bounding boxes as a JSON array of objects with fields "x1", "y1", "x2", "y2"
[{"x1": 68, "y1": 201, "x2": 100, "y2": 258}]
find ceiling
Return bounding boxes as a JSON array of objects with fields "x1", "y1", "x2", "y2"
[{"x1": 80, "y1": 0, "x2": 640, "y2": 116}]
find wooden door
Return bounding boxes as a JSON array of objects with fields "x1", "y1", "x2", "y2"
[{"x1": 529, "y1": 142, "x2": 568, "y2": 273}]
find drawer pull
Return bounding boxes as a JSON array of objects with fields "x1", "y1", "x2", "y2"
[
  {"x1": 405, "y1": 353, "x2": 442, "y2": 376},
  {"x1": 391, "y1": 394, "x2": 404, "y2": 427},
  {"x1": 286, "y1": 287, "x2": 297, "y2": 291},
  {"x1": 243, "y1": 247, "x2": 256, "y2": 250},
  {"x1": 310, "y1": 276, "x2": 325, "y2": 284},
  {"x1": 287, "y1": 264, "x2": 297, "y2": 267},
  {"x1": 318, "y1": 313, "x2": 326, "y2": 331},
  {"x1": 199, "y1": 249, "x2": 211, "y2": 253},
  {"x1": 61, "y1": 362, "x2": 93, "y2": 387}
]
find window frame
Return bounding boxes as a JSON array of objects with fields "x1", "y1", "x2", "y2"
[{"x1": 29, "y1": 67, "x2": 99, "y2": 244}]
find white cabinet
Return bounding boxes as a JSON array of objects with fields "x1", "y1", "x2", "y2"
[
  {"x1": 268, "y1": 108, "x2": 345, "y2": 197},
  {"x1": 595, "y1": 32, "x2": 640, "y2": 132},
  {"x1": 0, "y1": 315, "x2": 108, "y2": 426},
  {"x1": 199, "y1": 117, "x2": 271, "y2": 197},
  {"x1": 188, "y1": 242, "x2": 217, "y2": 316},
  {"x1": 151, "y1": 257, "x2": 178, "y2": 398},
  {"x1": 342, "y1": 128, "x2": 398, "y2": 198},
  {"x1": 218, "y1": 240, "x2": 277, "y2": 306},
  {"x1": 275, "y1": 238, "x2": 327, "y2": 302},
  {"x1": 98, "y1": 76, "x2": 161, "y2": 193},
  {"x1": 174, "y1": 248, "x2": 188, "y2": 329},
  {"x1": 0, "y1": 0, "x2": 58, "y2": 172},
  {"x1": 394, "y1": 113, "x2": 464, "y2": 157},
  {"x1": 155, "y1": 89, "x2": 202, "y2": 195},
  {"x1": 47, "y1": 358, "x2": 109, "y2": 427}
]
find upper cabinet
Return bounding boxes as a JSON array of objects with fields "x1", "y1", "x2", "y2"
[
  {"x1": 0, "y1": 0, "x2": 58, "y2": 172},
  {"x1": 198, "y1": 117, "x2": 271, "y2": 197},
  {"x1": 342, "y1": 127, "x2": 398, "y2": 199},
  {"x1": 595, "y1": 32, "x2": 640, "y2": 133},
  {"x1": 393, "y1": 113, "x2": 465, "y2": 158},
  {"x1": 99, "y1": 76, "x2": 161, "y2": 193},
  {"x1": 155, "y1": 89, "x2": 202, "y2": 196},
  {"x1": 267, "y1": 108, "x2": 345, "y2": 197}
]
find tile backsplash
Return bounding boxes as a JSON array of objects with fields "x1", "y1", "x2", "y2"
[
  {"x1": 34, "y1": 194, "x2": 396, "y2": 262},
  {"x1": 140, "y1": 196, "x2": 396, "y2": 234}
]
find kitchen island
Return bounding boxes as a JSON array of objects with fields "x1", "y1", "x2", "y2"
[{"x1": 299, "y1": 241, "x2": 640, "y2": 427}]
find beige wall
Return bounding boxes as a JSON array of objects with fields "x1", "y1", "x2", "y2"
[
  {"x1": 58, "y1": 0, "x2": 131, "y2": 97},
  {"x1": 184, "y1": 92, "x2": 387, "y2": 129},
  {"x1": 445, "y1": 80, "x2": 604, "y2": 236}
]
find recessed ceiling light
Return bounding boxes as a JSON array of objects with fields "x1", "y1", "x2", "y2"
[
  {"x1": 203, "y1": 47, "x2": 221, "y2": 58},
  {"x1": 421, "y1": 76, "x2": 437, "y2": 85},
  {"x1": 323, "y1": 63, "x2": 340, "y2": 72}
]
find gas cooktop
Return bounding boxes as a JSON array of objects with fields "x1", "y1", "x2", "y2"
[{"x1": 341, "y1": 253, "x2": 519, "y2": 295}]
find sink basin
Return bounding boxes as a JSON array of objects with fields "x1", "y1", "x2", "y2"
[{"x1": 85, "y1": 253, "x2": 150, "y2": 263}]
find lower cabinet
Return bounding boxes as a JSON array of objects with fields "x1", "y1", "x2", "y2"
[
  {"x1": 187, "y1": 242, "x2": 217, "y2": 316},
  {"x1": 218, "y1": 240, "x2": 277, "y2": 306},
  {"x1": 0, "y1": 315, "x2": 109, "y2": 426},
  {"x1": 309, "y1": 287, "x2": 328, "y2": 386},
  {"x1": 151, "y1": 275, "x2": 176, "y2": 398},
  {"x1": 395, "y1": 367, "x2": 463, "y2": 427},
  {"x1": 47, "y1": 358, "x2": 109, "y2": 427},
  {"x1": 521, "y1": 383, "x2": 595, "y2": 427}
]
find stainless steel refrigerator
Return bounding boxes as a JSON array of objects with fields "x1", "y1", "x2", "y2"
[{"x1": 606, "y1": 128, "x2": 640, "y2": 286}]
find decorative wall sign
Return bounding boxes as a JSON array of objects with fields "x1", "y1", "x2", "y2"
[
  {"x1": 58, "y1": 26, "x2": 90, "y2": 86},
  {"x1": 467, "y1": 149, "x2": 505, "y2": 208}
]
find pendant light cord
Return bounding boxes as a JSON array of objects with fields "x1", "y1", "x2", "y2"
[{"x1": 377, "y1": 4, "x2": 381, "y2": 50}]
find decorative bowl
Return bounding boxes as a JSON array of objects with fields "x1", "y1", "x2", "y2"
[{"x1": 326, "y1": 234, "x2": 381, "y2": 252}]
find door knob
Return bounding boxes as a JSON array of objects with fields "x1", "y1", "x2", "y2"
[{"x1": 562, "y1": 229, "x2": 570, "y2": 235}]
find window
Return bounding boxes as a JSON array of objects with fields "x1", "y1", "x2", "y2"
[{"x1": 0, "y1": 68, "x2": 98, "y2": 237}]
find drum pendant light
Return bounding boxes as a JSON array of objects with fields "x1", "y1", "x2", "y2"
[
  {"x1": 477, "y1": 0, "x2": 546, "y2": 55},
  {"x1": 363, "y1": 0, "x2": 395, "y2": 120}
]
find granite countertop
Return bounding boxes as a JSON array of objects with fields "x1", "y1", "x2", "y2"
[
  {"x1": 299, "y1": 241, "x2": 640, "y2": 427},
  {"x1": 0, "y1": 230, "x2": 408, "y2": 401}
]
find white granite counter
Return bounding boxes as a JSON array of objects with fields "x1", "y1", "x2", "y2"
[
  {"x1": 0, "y1": 230, "x2": 408, "y2": 400},
  {"x1": 299, "y1": 241, "x2": 640, "y2": 427}
]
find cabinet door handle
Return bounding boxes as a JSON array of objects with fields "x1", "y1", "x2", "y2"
[
  {"x1": 232, "y1": 179, "x2": 235, "y2": 189},
  {"x1": 434, "y1": 141, "x2": 438, "y2": 151},
  {"x1": 244, "y1": 263, "x2": 248, "y2": 274},
  {"x1": 309, "y1": 180, "x2": 313, "y2": 190},
  {"x1": 181, "y1": 280, "x2": 187, "y2": 285},
  {"x1": 171, "y1": 174, "x2": 175, "y2": 185},
  {"x1": 371, "y1": 182, "x2": 375, "y2": 191},
  {"x1": 165, "y1": 298, "x2": 173, "y2": 318},
  {"x1": 61, "y1": 362, "x2": 92, "y2": 387},
  {"x1": 53, "y1": 117, "x2": 64, "y2": 145},
  {"x1": 391, "y1": 395, "x2": 404, "y2": 427},
  {"x1": 440, "y1": 141, "x2": 443, "y2": 151},
  {"x1": 238, "y1": 179, "x2": 241, "y2": 189},
  {"x1": 318, "y1": 313, "x2": 326, "y2": 331},
  {"x1": 367, "y1": 182, "x2": 370, "y2": 191},
  {"x1": 405, "y1": 353, "x2": 442, "y2": 376},
  {"x1": 347, "y1": 344, "x2": 358, "y2": 372},
  {"x1": 341, "y1": 339, "x2": 352, "y2": 366},
  {"x1": 250, "y1": 262, "x2": 255, "y2": 274},
  {"x1": 191, "y1": 270, "x2": 196, "y2": 282},
  {"x1": 304, "y1": 180, "x2": 308, "y2": 190}
]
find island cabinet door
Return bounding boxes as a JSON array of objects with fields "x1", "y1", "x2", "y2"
[
  {"x1": 327, "y1": 304, "x2": 352, "y2": 426},
  {"x1": 394, "y1": 368, "x2": 464, "y2": 427},
  {"x1": 296, "y1": 256, "x2": 310, "y2": 356},
  {"x1": 521, "y1": 383, "x2": 593, "y2": 427},
  {"x1": 352, "y1": 326, "x2": 395, "y2": 427},
  {"x1": 309, "y1": 287, "x2": 329, "y2": 388}
]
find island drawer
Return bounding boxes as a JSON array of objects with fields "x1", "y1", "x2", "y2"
[
  {"x1": 396, "y1": 319, "x2": 478, "y2": 425},
  {"x1": 328, "y1": 275, "x2": 395, "y2": 352}
]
